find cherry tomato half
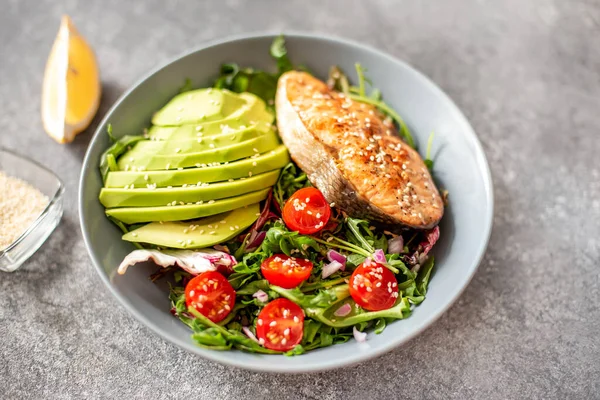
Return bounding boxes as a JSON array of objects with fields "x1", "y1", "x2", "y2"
[
  {"x1": 283, "y1": 187, "x2": 331, "y2": 234},
  {"x1": 261, "y1": 254, "x2": 313, "y2": 289},
  {"x1": 256, "y1": 298, "x2": 304, "y2": 351},
  {"x1": 349, "y1": 259, "x2": 398, "y2": 311},
  {"x1": 185, "y1": 271, "x2": 236, "y2": 323}
]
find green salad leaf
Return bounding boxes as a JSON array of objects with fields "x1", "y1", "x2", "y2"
[
  {"x1": 99, "y1": 132, "x2": 144, "y2": 182},
  {"x1": 270, "y1": 35, "x2": 293, "y2": 74},
  {"x1": 260, "y1": 222, "x2": 321, "y2": 257}
]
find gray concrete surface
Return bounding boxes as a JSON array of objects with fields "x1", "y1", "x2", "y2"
[{"x1": 1, "y1": 0, "x2": 599, "y2": 398}]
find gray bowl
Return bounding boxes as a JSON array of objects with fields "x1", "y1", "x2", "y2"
[{"x1": 79, "y1": 33, "x2": 493, "y2": 373}]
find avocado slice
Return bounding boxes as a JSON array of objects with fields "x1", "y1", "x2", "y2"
[
  {"x1": 123, "y1": 124, "x2": 266, "y2": 158},
  {"x1": 146, "y1": 120, "x2": 271, "y2": 143},
  {"x1": 152, "y1": 89, "x2": 247, "y2": 126},
  {"x1": 105, "y1": 145, "x2": 289, "y2": 188},
  {"x1": 99, "y1": 169, "x2": 280, "y2": 208},
  {"x1": 122, "y1": 203, "x2": 260, "y2": 249},
  {"x1": 148, "y1": 94, "x2": 273, "y2": 140},
  {"x1": 117, "y1": 129, "x2": 280, "y2": 171},
  {"x1": 106, "y1": 188, "x2": 270, "y2": 224}
]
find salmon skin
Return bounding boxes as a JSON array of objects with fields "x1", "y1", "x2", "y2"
[{"x1": 275, "y1": 71, "x2": 443, "y2": 230}]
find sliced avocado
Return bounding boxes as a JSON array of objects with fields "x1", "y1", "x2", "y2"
[
  {"x1": 122, "y1": 125, "x2": 266, "y2": 159},
  {"x1": 106, "y1": 188, "x2": 270, "y2": 224},
  {"x1": 146, "y1": 120, "x2": 271, "y2": 143},
  {"x1": 152, "y1": 89, "x2": 247, "y2": 126},
  {"x1": 105, "y1": 145, "x2": 289, "y2": 188},
  {"x1": 100, "y1": 169, "x2": 280, "y2": 208},
  {"x1": 148, "y1": 93, "x2": 273, "y2": 139},
  {"x1": 117, "y1": 129, "x2": 280, "y2": 171},
  {"x1": 122, "y1": 203, "x2": 260, "y2": 249}
]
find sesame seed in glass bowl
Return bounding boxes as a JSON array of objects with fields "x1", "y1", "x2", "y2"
[{"x1": 0, "y1": 148, "x2": 64, "y2": 272}]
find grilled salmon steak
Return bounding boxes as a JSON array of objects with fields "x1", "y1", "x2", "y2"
[{"x1": 275, "y1": 71, "x2": 443, "y2": 230}]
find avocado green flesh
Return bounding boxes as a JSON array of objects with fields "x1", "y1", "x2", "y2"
[
  {"x1": 117, "y1": 130, "x2": 281, "y2": 171},
  {"x1": 146, "y1": 120, "x2": 271, "y2": 143},
  {"x1": 106, "y1": 188, "x2": 270, "y2": 224},
  {"x1": 152, "y1": 89, "x2": 247, "y2": 126},
  {"x1": 105, "y1": 145, "x2": 289, "y2": 188},
  {"x1": 148, "y1": 103, "x2": 273, "y2": 141},
  {"x1": 122, "y1": 203, "x2": 260, "y2": 249},
  {"x1": 99, "y1": 169, "x2": 280, "y2": 208},
  {"x1": 122, "y1": 125, "x2": 265, "y2": 159}
]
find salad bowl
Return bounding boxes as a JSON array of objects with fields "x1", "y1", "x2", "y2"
[{"x1": 79, "y1": 33, "x2": 493, "y2": 372}]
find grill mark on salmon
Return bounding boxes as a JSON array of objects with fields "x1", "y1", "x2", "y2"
[{"x1": 275, "y1": 71, "x2": 443, "y2": 230}]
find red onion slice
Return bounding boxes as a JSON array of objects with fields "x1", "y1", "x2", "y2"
[
  {"x1": 252, "y1": 289, "x2": 269, "y2": 303},
  {"x1": 242, "y1": 326, "x2": 260, "y2": 344},
  {"x1": 334, "y1": 303, "x2": 352, "y2": 317},
  {"x1": 373, "y1": 249, "x2": 386, "y2": 264},
  {"x1": 326, "y1": 249, "x2": 346, "y2": 269},
  {"x1": 387, "y1": 236, "x2": 404, "y2": 254},
  {"x1": 322, "y1": 260, "x2": 344, "y2": 279},
  {"x1": 353, "y1": 326, "x2": 367, "y2": 342},
  {"x1": 245, "y1": 231, "x2": 267, "y2": 252}
]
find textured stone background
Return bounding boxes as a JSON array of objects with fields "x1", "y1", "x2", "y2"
[{"x1": 1, "y1": 0, "x2": 599, "y2": 399}]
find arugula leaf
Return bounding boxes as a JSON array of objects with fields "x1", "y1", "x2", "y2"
[
  {"x1": 236, "y1": 279, "x2": 270, "y2": 295},
  {"x1": 416, "y1": 256, "x2": 435, "y2": 296},
  {"x1": 424, "y1": 132, "x2": 435, "y2": 170},
  {"x1": 99, "y1": 134, "x2": 144, "y2": 182},
  {"x1": 355, "y1": 63, "x2": 368, "y2": 97},
  {"x1": 227, "y1": 272, "x2": 256, "y2": 290},
  {"x1": 327, "y1": 66, "x2": 350, "y2": 94},
  {"x1": 270, "y1": 35, "x2": 293, "y2": 74},
  {"x1": 260, "y1": 223, "x2": 320, "y2": 257},
  {"x1": 345, "y1": 253, "x2": 366, "y2": 269},
  {"x1": 308, "y1": 296, "x2": 412, "y2": 328},
  {"x1": 300, "y1": 276, "x2": 347, "y2": 292},
  {"x1": 274, "y1": 162, "x2": 309, "y2": 207},
  {"x1": 271, "y1": 284, "x2": 350, "y2": 309},
  {"x1": 346, "y1": 217, "x2": 375, "y2": 253},
  {"x1": 106, "y1": 123, "x2": 116, "y2": 143},
  {"x1": 187, "y1": 307, "x2": 280, "y2": 354},
  {"x1": 213, "y1": 36, "x2": 297, "y2": 106}
]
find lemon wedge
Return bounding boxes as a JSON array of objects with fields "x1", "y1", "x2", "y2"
[{"x1": 42, "y1": 15, "x2": 101, "y2": 144}]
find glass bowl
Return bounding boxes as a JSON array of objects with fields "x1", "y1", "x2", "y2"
[{"x1": 0, "y1": 148, "x2": 64, "y2": 272}]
